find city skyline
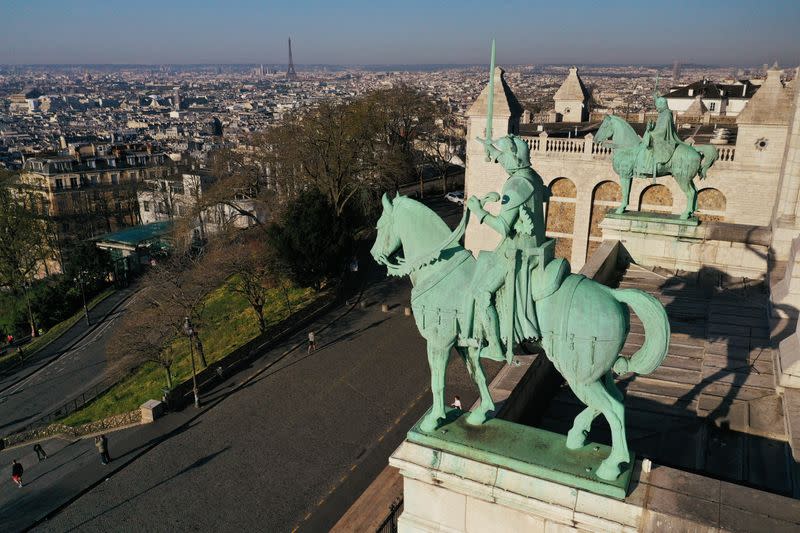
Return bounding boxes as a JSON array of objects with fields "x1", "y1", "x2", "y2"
[{"x1": 1, "y1": 0, "x2": 798, "y2": 66}]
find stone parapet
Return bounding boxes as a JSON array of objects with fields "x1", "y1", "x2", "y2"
[{"x1": 600, "y1": 216, "x2": 769, "y2": 279}]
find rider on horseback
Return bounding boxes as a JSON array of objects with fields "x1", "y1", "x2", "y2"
[
  {"x1": 635, "y1": 90, "x2": 682, "y2": 179},
  {"x1": 465, "y1": 134, "x2": 547, "y2": 362}
]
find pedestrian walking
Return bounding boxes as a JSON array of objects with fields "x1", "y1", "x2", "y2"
[
  {"x1": 307, "y1": 331, "x2": 317, "y2": 354},
  {"x1": 33, "y1": 443, "x2": 48, "y2": 461},
  {"x1": 10, "y1": 460, "x2": 23, "y2": 488},
  {"x1": 95, "y1": 434, "x2": 111, "y2": 465},
  {"x1": 451, "y1": 395, "x2": 463, "y2": 410}
]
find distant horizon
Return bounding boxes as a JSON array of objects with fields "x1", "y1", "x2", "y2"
[
  {"x1": 2, "y1": 0, "x2": 798, "y2": 65},
  {"x1": 0, "y1": 62, "x2": 777, "y2": 69}
]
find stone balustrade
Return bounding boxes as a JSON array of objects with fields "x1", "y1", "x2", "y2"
[{"x1": 521, "y1": 132, "x2": 736, "y2": 165}]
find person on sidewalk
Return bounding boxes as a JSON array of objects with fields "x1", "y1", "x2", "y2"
[
  {"x1": 33, "y1": 443, "x2": 48, "y2": 461},
  {"x1": 95, "y1": 434, "x2": 111, "y2": 465},
  {"x1": 11, "y1": 460, "x2": 23, "y2": 488},
  {"x1": 451, "y1": 396, "x2": 463, "y2": 410},
  {"x1": 307, "y1": 331, "x2": 317, "y2": 354}
]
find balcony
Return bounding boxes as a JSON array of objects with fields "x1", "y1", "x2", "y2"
[{"x1": 521, "y1": 133, "x2": 735, "y2": 166}]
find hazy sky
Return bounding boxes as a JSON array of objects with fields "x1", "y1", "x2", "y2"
[{"x1": 1, "y1": 0, "x2": 798, "y2": 66}]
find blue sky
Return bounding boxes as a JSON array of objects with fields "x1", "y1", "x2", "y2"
[{"x1": 1, "y1": 0, "x2": 798, "y2": 65}]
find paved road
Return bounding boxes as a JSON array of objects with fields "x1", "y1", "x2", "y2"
[
  {"x1": 0, "y1": 287, "x2": 140, "y2": 436},
  {"x1": 21, "y1": 196, "x2": 501, "y2": 532}
]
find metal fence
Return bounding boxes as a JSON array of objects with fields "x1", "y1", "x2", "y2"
[
  {"x1": 3, "y1": 378, "x2": 116, "y2": 439},
  {"x1": 375, "y1": 498, "x2": 403, "y2": 533}
]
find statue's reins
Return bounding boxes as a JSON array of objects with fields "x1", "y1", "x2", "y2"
[{"x1": 382, "y1": 208, "x2": 470, "y2": 278}]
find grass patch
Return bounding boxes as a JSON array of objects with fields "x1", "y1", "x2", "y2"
[
  {"x1": 0, "y1": 288, "x2": 115, "y2": 368},
  {"x1": 61, "y1": 279, "x2": 317, "y2": 426}
]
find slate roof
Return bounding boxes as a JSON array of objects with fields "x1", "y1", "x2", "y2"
[
  {"x1": 94, "y1": 220, "x2": 173, "y2": 247},
  {"x1": 665, "y1": 79, "x2": 759, "y2": 100}
]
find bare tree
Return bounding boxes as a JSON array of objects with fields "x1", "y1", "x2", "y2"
[
  {"x1": 211, "y1": 234, "x2": 287, "y2": 334},
  {"x1": 145, "y1": 249, "x2": 227, "y2": 368},
  {"x1": 107, "y1": 295, "x2": 178, "y2": 389}
]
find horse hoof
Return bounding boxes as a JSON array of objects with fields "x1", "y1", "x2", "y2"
[
  {"x1": 596, "y1": 458, "x2": 622, "y2": 481},
  {"x1": 466, "y1": 410, "x2": 487, "y2": 426},
  {"x1": 614, "y1": 207, "x2": 625, "y2": 215},
  {"x1": 566, "y1": 429, "x2": 587, "y2": 450}
]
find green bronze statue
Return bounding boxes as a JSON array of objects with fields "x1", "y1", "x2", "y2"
[
  {"x1": 370, "y1": 43, "x2": 671, "y2": 482},
  {"x1": 467, "y1": 134, "x2": 547, "y2": 363},
  {"x1": 595, "y1": 79, "x2": 718, "y2": 219}
]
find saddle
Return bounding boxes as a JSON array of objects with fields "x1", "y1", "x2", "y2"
[{"x1": 530, "y1": 257, "x2": 570, "y2": 301}]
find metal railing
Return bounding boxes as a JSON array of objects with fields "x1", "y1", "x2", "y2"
[
  {"x1": 375, "y1": 498, "x2": 403, "y2": 533},
  {"x1": 2, "y1": 378, "x2": 116, "y2": 439}
]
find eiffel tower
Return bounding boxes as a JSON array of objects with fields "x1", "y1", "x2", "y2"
[{"x1": 287, "y1": 37, "x2": 298, "y2": 81}]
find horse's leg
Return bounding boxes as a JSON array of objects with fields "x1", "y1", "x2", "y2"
[
  {"x1": 677, "y1": 176, "x2": 697, "y2": 219},
  {"x1": 604, "y1": 371, "x2": 624, "y2": 403},
  {"x1": 420, "y1": 342, "x2": 452, "y2": 432},
  {"x1": 566, "y1": 405, "x2": 599, "y2": 449},
  {"x1": 616, "y1": 173, "x2": 632, "y2": 214},
  {"x1": 566, "y1": 372, "x2": 612, "y2": 450},
  {"x1": 461, "y1": 347, "x2": 495, "y2": 425},
  {"x1": 581, "y1": 380, "x2": 630, "y2": 480}
]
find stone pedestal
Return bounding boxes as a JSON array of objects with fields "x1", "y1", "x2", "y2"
[
  {"x1": 600, "y1": 213, "x2": 769, "y2": 279},
  {"x1": 140, "y1": 399, "x2": 164, "y2": 423}
]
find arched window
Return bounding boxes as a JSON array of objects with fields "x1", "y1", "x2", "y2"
[
  {"x1": 587, "y1": 180, "x2": 622, "y2": 259},
  {"x1": 696, "y1": 188, "x2": 726, "y2": 222},
  {"x1": 546, "y1": 177, "x2": 576, "y2": 260},
  {"x1": 638, "y1": 184, "x2": 673, "y2": 214}
]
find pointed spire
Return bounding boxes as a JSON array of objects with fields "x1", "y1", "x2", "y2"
[
  {"x1": 738, "y1": 65, "x2": 790, "y2": 125},
  {"x1": 467, "y1": 66, "x2": 523, "y2": 118}
]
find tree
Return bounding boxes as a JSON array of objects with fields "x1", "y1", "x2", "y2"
[
  {"x1": 365, "y1": 85, "x2": 443, "y2": 197},
  {"x1": 268, "y1": 189, "x2": 351, "y2": 291},
  {"x1": 107, "y1": 294, "x2": 178, "y2": 389},
  {"x1": 265, "y1": 99, "x2": 382, "y2": 218},
  {"x1": 0, "y1": 177, "x2": 49, "y2": 336},
  {"x1": 144, "y1": 249, "x2": 227, "y2": 368},
  {"x1": 211, "y1": 233, "x2": 288, "y2": 333}
]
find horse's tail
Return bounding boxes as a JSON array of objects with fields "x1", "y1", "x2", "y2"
[
  {"x1": 608, "y1": 288, "x2": 670, "y2": 375},
  {"x1": 695, "y1": 144, "x2": 718, "y2": 179}
]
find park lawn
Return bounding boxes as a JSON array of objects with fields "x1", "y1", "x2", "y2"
[
  {"x1": 61, "y1": 278, "x2": 316, "y2": 426},
  {"x1": 0, "y1": 288, "x2": 115, "y2": 368}
]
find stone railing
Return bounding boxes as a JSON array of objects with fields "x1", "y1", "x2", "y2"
[
  {"x1": 716, "y1": 145, "x2": 735, "y2": 162},
  {"x1": 522, "y1": 132, "x2": 736, "y2": 165}
]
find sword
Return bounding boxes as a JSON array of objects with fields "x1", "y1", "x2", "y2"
[{"x1": 484, "y1": 39, "x2": 496, "y2": 161}]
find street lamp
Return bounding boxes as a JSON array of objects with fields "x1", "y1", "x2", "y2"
[
  {"x1": 74, "y1": 271, "x2": 90, "y2": 326},
  {"x1": 182, "y1": 316, "x2": 200, "y2": 408}
]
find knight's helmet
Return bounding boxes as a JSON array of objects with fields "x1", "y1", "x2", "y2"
[
  {"x1": 654, "y1": 95, "x2": 669, "y2": 112},
  {"x1": 496, "y1": 134, "x2": 532, "y2": 169}
]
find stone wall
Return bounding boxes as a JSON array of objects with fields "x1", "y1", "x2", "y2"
[{"x1": 3, "y1": 410, "x2": 141, "y2": 448}]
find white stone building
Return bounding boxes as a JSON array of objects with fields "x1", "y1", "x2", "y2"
[{"x1": 138, "y1": 169, "x2": 267, "y2": 238}]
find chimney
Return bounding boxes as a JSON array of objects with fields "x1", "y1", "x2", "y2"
[{"x1": 742, "y1": 84, "x2": 747, "y2": 97}]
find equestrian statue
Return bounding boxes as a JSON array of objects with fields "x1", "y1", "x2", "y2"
[
  {"x1": 371, "y1": 42, "x2": 671, "y2": 481},
  {"x1": 594, "y1": 79, "x2": 718, "y2": 219}
]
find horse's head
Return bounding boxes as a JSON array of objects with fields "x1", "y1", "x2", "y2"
[
  {"x1": 595, "y1": 115, "x2": 640, "y2": 148},
  {"x1": 595, "y1": 116, "x2": 614, "y2": 144},
  {"x1": 371, "y1": 193, "x2": 402, "y2": 268}
]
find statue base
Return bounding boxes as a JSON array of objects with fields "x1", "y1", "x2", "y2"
[
  {"x1": 407, "y1": 408, "x2": 633, "y2": 499},
  {"x1": 605, "y1": 211, "x2": 700, "y2": 226},
  {"x1": 600, "y1": 215, "x2": 768, "y2": 279}
]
